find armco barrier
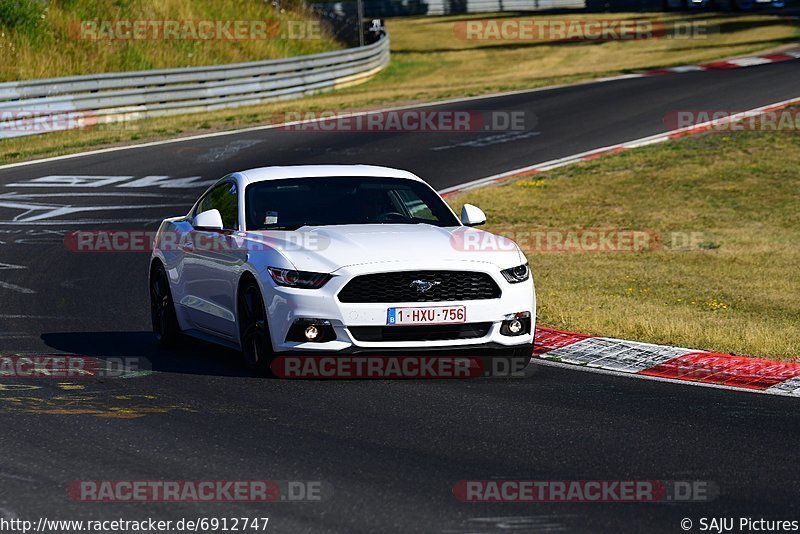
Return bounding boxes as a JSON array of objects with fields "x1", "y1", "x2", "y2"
[
  {"x1": 0, "y1": 35, "x2": 390, "y2": 139},
  {"x1": 418, "y1": 0, "x2": 585, "y2": 15}
]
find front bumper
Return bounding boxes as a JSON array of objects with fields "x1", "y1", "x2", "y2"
[{"x1": 262, "y1": 262, "x2": 535, "y2": 353}]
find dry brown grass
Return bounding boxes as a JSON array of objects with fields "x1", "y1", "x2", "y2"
[{"x1": 446, "y1": 120, "x2": 800, "y2": 360}]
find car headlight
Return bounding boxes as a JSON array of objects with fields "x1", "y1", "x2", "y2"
[
  {"x1": 267, "y1": 267, "x2": 332, "y2": 289},
  {"x1": 500, "y1": 263, "x2": 530, "y2": 284}
]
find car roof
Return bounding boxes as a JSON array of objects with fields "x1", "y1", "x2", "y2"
[{"x1": 238, "y1": 165, "x2": 423, "y2": 186}]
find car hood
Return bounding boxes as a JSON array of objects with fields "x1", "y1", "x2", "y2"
[{"x1": 244, "y1": 224, "x2": 526, "y2": 273}]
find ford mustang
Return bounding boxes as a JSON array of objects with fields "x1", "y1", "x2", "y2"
[{"x1": 149, "y1": 165, "x2": 535, "y2": 375}]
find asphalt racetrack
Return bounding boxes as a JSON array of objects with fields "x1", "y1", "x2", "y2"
[{"x1": 1, "y1": 60, "x2": 799, "y2": 533}]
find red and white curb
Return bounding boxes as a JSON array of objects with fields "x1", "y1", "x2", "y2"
[
  {"x1": 644, "y1": 49, "x2": 800, "y2": 76},
  {"x1": 533, "y1": 327, "x2": 800, "y2": 398},
  {"x1": 440, "y1": 94, "x2": 800, "y2": 197}
]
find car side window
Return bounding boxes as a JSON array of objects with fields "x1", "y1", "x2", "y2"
[
  {"x1": 196, "y1": 182, "x2": 238, "y2": 230},
  {"x1": 393, "y1": 188, "x2": 437, "y2": 222}
]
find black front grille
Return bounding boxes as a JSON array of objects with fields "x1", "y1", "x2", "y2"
[
  {"x1": 338, "y1": 271, "x2": 501, "y2": 303},
  {"x1": 349, "y1": 323, "x2": 492, "y2": 342}
]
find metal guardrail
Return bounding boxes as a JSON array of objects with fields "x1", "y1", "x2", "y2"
[
  {"x1": 422, "y1": 0, "x2": 585, "y2": 15},
  {"x1": 0, "y1": 35, "x2": 390, "y2": 139}
]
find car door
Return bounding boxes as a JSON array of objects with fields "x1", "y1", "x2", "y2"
[{"x1": 183, "y1": 180, "x2": 246, "y2": 340}]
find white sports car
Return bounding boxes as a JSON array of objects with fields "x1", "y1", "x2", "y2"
[{"x1": 149, "y1": 165, "x2": 535, "y2": 375}]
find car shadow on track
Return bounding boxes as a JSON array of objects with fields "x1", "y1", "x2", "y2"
[
  {"x1": 40, "y1": 331, "x2": 539, "y2": 381},
  {"x1": 40, "y1": 331, "x2": 254, "y2": 378}
]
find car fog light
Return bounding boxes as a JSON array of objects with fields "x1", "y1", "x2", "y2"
[
  {"x1": 286, "y1": 319, "x2": 335, "y2": 343},
  {"x1": 304, "y1": 325, "x2": 319, "y2": 341},
  {"x1": 500, "y1": 311, "x2": 531, "y2": 336}
]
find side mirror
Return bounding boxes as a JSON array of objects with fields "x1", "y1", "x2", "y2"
[
  {"x1": 461, "y1": 204, "x2": 486, "y2": 227},
  {"x1": 194, "y1": 209, "x2": 224, "y2": 230}
]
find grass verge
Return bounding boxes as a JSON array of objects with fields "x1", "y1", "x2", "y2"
[
  {"x1": 445, "y1": 110, "x2": 800, "y2": 360},
  {"x1": 0, "y1": 0, "x2": 339, "y2": 81},
  {"x1": 1, "y1": 11, "x2": 797, "y2": 165}
]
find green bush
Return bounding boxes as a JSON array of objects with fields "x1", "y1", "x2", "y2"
[{"x1": 0, "y1": 0, "x2": 46, "y2": 33}]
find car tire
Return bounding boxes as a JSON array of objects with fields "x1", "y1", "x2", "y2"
[
  {"x1": 237, "y1": 279, "x2": 275, "y2": 375},
  {"x1": 150, "y1": 262, "x2": 181, "y2": 347}
]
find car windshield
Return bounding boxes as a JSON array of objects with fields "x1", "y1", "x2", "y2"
[{"x1": 245, "y1": 176, "x2": 461, "y2": 230}]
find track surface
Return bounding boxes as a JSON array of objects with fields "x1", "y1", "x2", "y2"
[{"x1": 1, "y1": 60, "x2": 800, "y2": 533}]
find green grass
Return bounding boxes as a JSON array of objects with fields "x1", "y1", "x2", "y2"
[
  {"x1": 446, "y1": 115, "x2": 800, "y2": 361},
  {"x1": 370, "y1": 12, "x2": 799, "y2": 102},
  {"x1": 0, "y1": 0, "x2": 339, "y2": 81},
  {"x1": 1, "y1": 10, "x2": 797, "y2": 164}
]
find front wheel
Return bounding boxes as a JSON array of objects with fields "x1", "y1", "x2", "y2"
[
  {"x1": 150, "y1": 262, "x2": 181, "y2": 346},
  {"x1": 238, "y1": 280, "x2": 275, "y2": 375}
]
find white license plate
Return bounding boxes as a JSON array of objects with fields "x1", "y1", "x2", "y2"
[{"x1": 386, "y1": 306, "x2": 466, "y2": 325}]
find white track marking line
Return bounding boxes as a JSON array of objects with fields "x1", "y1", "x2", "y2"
[
  {"x1": 0, "y1": 191, "x2": 180, "y2": 198},
  {"x1": 0, "y1": 472, "x2": 35, "y2": 483},
  {"x1": 6, "y1": 175, "x2": 214, "y2": 189},
  {"x1": 0, "y1": 219, "x2": 168, "y2": 225},
  {"x1": 6, "y1": 175, "x2": 132, "y2": 188},
  {"x1": 0, "y1": 281, "x2": 35, "y2": 294},
  {"x1": 0, "y1": 200, "x2": 187, "y2": 223},
  {"x1": 0, "y1": 263, "x2": 34, "y2": 294},
  {"x1": 0, "y1": 315, "x2": 62, "y2": 319}
]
